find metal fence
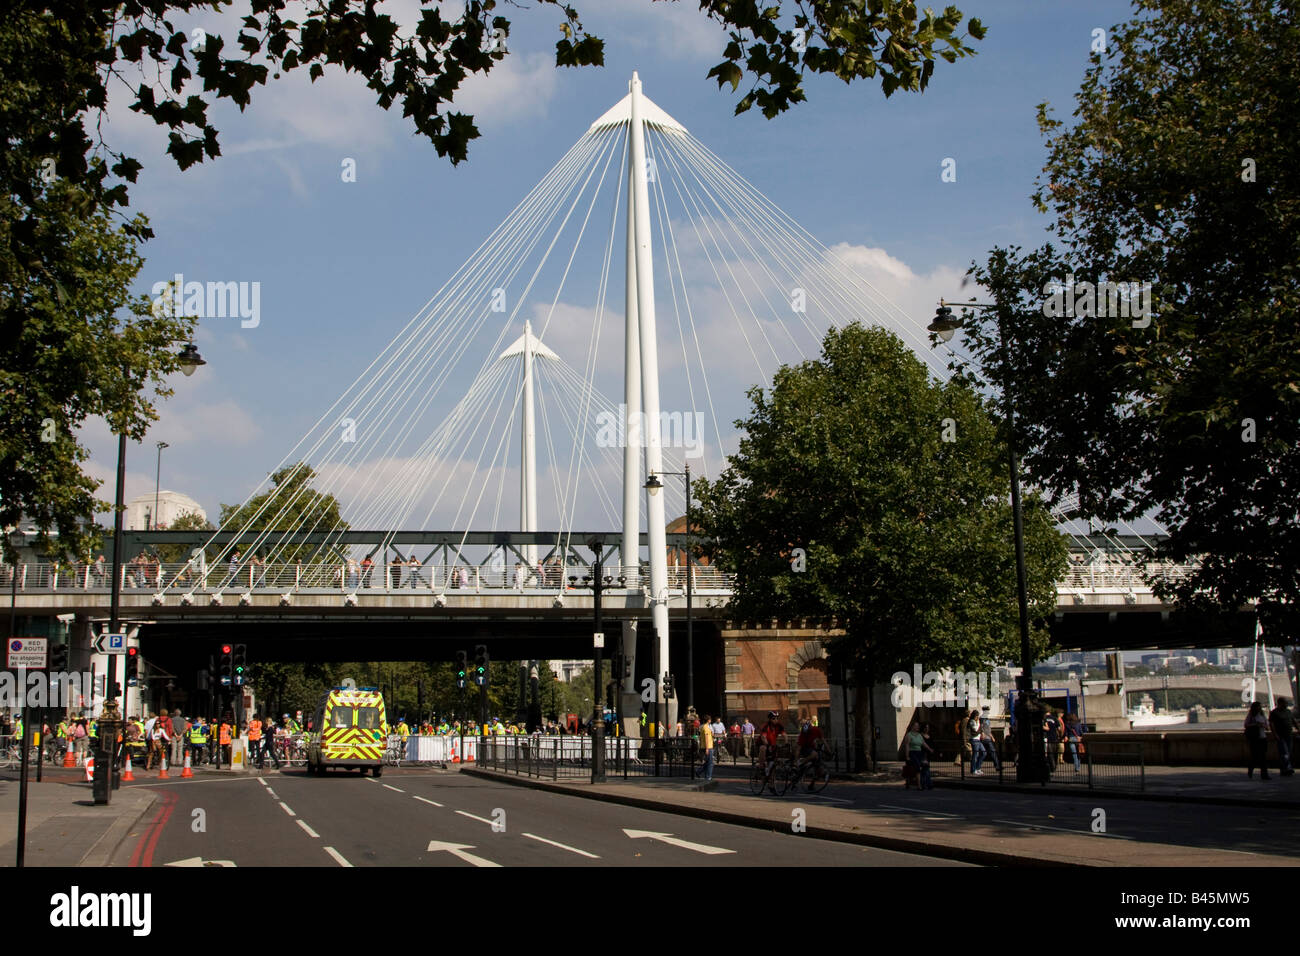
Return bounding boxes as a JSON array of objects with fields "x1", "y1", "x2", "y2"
[
  {"x1": 942, "y1": 737, "x2": 1145, "y2": 790},
  {"x1": 477, "y1": 735, "x2": 707, "y2": 780}
]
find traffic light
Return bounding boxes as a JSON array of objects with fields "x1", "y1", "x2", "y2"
[
  {"x1": 456, "y1": 651, "x2": 468, "y2": 690},
  {"x1": 220, "y1": 644, "x2": 233, "y2": 686},
  {"x1": 662, "y1": 672, "x2": 674, "y2": 699},
  {"x1": 232, "y1": 643, "x2": 248, "y2": 686},
  {"x1": 474, "y1": 645, "x2": 489, "y2": 687},
  {"x1": 126, "y1": 646, "x2": 139, "y2": 685},
  {"x1": 49, "y1": 642, "x2": 68, "y2": 671}
]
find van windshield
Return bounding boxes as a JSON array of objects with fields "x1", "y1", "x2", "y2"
[
  {"x1": 356, "y1": 707, "x2": 381, "y2": 730},
  {"x1": 330, "y1": 708, "x2": 353, "y2": 729}
]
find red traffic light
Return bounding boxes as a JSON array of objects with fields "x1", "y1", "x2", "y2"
[
  {"x1": 221, "y1": 644, "x2": 232, "y2": 654},
  {"x1": 127, "y1": 647, "x2": 138, "y2": 657}
]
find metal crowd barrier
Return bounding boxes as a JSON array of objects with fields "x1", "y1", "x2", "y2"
[{"x1": 951, "y1": 736, "x2": 1145, "y2": 790}]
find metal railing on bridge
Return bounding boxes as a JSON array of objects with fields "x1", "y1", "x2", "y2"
[{"x1": 0, "y1": 561, "x2": 736, "y2": 596}]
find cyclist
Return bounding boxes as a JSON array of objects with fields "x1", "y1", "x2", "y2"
[
  {"x1": 756, "y1": 711, "x2": 784, "y2": 794},
  {"x1": 793, "y1": 717, "x2": 825, "y2": 788}
]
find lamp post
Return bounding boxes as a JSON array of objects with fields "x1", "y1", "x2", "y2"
[
  {"x1": 645, "y1": 465, "x2": 694, "y2": 714},
  {"x1": 152, "y1": 441, "x2": 169, "y2": 530},
  {"x1": 927, "y1": 301, "x2": 1046, "y2": 784},
  {"x1": 103, "y1": 343, "x2": 205, "y2": 800},
  {"x1": 8, "y1": 529, "x2": 31, "y2": 866},
  {"x1": 569, "y1": 539, "x2": 622, "y2": 783}
]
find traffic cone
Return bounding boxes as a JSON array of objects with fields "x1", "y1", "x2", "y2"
[
  {"x1": 180, "y1": 751, "x2": 194, "y2": 778},
  {"x1": 122, "y1": 754, "x2": 136, "y2": 781},
  {"x1": 63, "y1": 738, "x2": 76, "y2": 768},
  {"x1": 84, "y1": 755, "x2": 95, "y2": 782},
  {"x1": 158, "y1": 752, "x2": 169, "y2": 778}
]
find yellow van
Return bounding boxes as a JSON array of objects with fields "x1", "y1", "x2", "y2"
[{"x1": 305, "y1": 687, "x2": 387, "y2": 776}]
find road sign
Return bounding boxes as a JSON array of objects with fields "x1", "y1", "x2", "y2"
[
  {"x1": 593, "y1": 631, "x2": 604, "y2": 648},
  {"x1": 93, "y1": 633, "x2": 128, "y2": 654},
  {"x1": 7, "y1": 638, "x2": 48, "y2": 669}
]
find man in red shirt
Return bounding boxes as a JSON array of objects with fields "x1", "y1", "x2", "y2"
[{"x1": 757, "y1": 712, "x2": 784, "y2": 794}]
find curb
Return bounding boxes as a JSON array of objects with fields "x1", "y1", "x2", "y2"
[
  {"x1": 81, "y1": 789, "x2": 161, "y2": 867},
  {"x1": 929, "y1": 778, "x2": 1300, "y2": 810},
  {"x1": 460, "y1": 768, "x2": 1081, "y2": 867}
]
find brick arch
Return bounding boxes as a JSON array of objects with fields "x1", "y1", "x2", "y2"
[{"x1": 786, "y1": 640, "x2": 828, "y2": 713}]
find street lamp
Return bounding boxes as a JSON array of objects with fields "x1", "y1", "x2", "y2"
[
  {"x1": 926, "y1": 299, "x2": 1046, "y2": 784},
  {"x1": 645, "y1": 465, "x2": 695, "y2": 715},
  {"x1": 106, "y1": 343, "x2": 205, "y2": 747},
  {"x1": 152, "y1": 441, "x2": 169, "y2": 531},
  {"x1": 7, "y1": 528, "x2": 24, "y2": 639},
  {"x1": 568, "y1": 539, "x2": 623, "y2": 783}
]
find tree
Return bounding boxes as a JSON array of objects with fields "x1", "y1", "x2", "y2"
[
  {"x1": 964, "y1": 0, "x2": 1300, "y2": 639},
  {"x1": 694, "y1": 323, "x2": 1067, "y2": 769},
  {"x1": 154, "y1": 510, "x2": 214, "y2": 563},
  {"x1": 218, "y1": 463, "x2": 348, "y2": 563}
]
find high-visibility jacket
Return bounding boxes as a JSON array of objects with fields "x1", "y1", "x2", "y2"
[
  {"x1": 397, "y1": 722, "x2": 409, "y2": 738},
  {"x1": 57, "y1": 721, "x2": 69, "y2": 739},
  {"x1": 189, "y1": 725, "x2": 207, "y2": 744},
  {"x1": 248, "y1": 719, "x2": 262, "y2": 742},
  {"x1": 218, "y1": 723, "x2": 231, "y2": 745}
]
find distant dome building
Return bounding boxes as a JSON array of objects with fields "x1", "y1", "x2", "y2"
[{"x1": 126, "y1": 491, "x2": 206, "y2": 531}]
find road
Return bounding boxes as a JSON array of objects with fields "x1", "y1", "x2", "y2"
[{"x1": 112, "y1": 767, "x2": 972, "y2": 867}]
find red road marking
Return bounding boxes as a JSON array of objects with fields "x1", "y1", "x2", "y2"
[{"x1": 129, "y1": 789, "x2": 178, "y2": 868}]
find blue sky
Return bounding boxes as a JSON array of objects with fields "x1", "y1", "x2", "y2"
[{"x1": 82, "y1": 0, "x2": 1141, "y2": 537}]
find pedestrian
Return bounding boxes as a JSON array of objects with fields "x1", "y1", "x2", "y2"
[
  {"x1": 248, "y1": 713, "x2": 263, "y2": 767},
  {"x1": 978, "y1": 711, "x2": 1001, "y2": 772},
  {"x1": 360, "y1": 555, "x2": 374, "y2": 588},
  {"x1": 918, "y1": 722, "x2": 935, "y2": 789},
  {"x1": 742, "y1": 715, "x2": 754, "y2": 757},
  {"x1": 967, "y1": 709, "x2": 985, "y2": 774},
  {"x1": 390, "y1": 554, "x2": 404, "y2": 588},
  {"x1": 1064, "y1": 712, "x2": 1083, "y2": 772},
  {"x1": 1245, "y1": 700, "x2": 1270, "y2": 780},
  {"x1": 1043, "y1": 711, "x2": 1061, "y2": 772},
  {"x1": 170, "y1": 713, "x2": 189, "y2": 766},
  {"x1": 92, "y1": 554, "x2": 106, "y2": 587},
  {"x1": 699, "y1": 714, "x2": 715, "y2": 782},
  {"x1": 902, "y1": 721, "x2": 932, "y2": 789},
  {"x1": 458, "y1": 565, "x2": 470, "y2": 589},
  {"x1": 407, "y1": 555, "x2": 423, "y2": 588},
  {"x1": 346, "y1": 558, "x2": 359, "y2": 589},
  {"x1": 1270, "y1": 698, "x2": 1296, "y2": 776},
  {"x1": 261, "y1": 715, "x2": 282, "y2": 769}
]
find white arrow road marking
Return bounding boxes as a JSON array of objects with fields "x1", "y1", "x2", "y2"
[
  {"x1": 992, "y1": 819, "x2": 1133, "y2": 840},
  {"x1": 622, "y1": 829, "x2": 735, "y2": 855},
  {"x1": 324, "y1": 847, "x2": 352, "y2": 867},
  {"x1": 165, "y1": 857, "x2": 236, "y2": 867},
  {"x1": 426, "y1": 840, "x2": 501, "y2": 867},
  {"x1": 383, "y1": 784, "x2": 405, "y2": 793},
  {"x1": 413, "y1": 796, "x2": 443, "y2": 807},
  {"x1": 454, "y1": 810, "x2": 497, "y2": 826},
  {"x1": 296, "y1": 819, "x2": 320, "y2": 838},
  {"x1": 522, "y1": 833, "x2": 599, "y2": 858},
  {"x1": 279, "y1": 802, "x2": 296, "y2": 817}
]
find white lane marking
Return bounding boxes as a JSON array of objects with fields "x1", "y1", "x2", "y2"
[
  {"x1": 296, "y1": 819, "x2": 320, "y2": 838},
  {"x1": 622, "y1": 829, "x2": 735, "y2": 855},
  {"x1": 279, "y1": 802, "x2": 296, "y2": 817},
  {"x1": 454, "y1": 810, "x2": 497, "y2": 826},
  {"x1": 426, "y1": 840, "x2": 501, "y2": 867},
  {"x1": 875, "y1": 805, "x2": 961, "y2": 817},
  {"x1": 323, "y1": 846, "x2": 352, "y2": 867},
  {"x1": 265, "y1": 789, "x2": 279, "y2": 799},
  {"x1": 414, "y1": 796, "x2": 443, "y2": 807},
  {"x1": 383, "y1": 784, "x2": 406, "y2": 793},
  {"x1": 522, "y1": 833, "x2": 599, "y2": 859},
  {"x1": 992, "y1": 819, "x2": 1133, "y2": 840},
  {"x1": 256, "y1": 778, "x2": 269, "y2": 788},
  {"x1": 365, "y1": 777, "x2": 379, "y2": 783}
]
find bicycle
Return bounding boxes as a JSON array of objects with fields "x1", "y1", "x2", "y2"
[
  {"x1": 784, "y1": 753, "x2": 831, "y2": 793},
  {"x1": 382, "y1": 735, "x2": 404, "y2": 767},
  {"x1": 750, "y1": 754, "x2": 789, "y2": 795}
]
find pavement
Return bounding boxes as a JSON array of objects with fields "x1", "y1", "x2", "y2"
[
  {"x1": 0, "y1": 767, "x2": 158, "y2": 867},
  {"x1": 462, "y1": 758, "x2": 1300, "y2": 867}
]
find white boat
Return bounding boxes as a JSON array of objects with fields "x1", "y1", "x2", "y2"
[{"x1": 1127, "y1": 699, "x2": 1188, "y2": 728}]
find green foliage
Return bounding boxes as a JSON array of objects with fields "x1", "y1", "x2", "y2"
[
  {"x1": 964, "y1": 0, "x2": 1300, "y2": 638},
  {"x1": 218, "y1": 464, "x2": 347, "y2": 563},
  {"x1": 695, "y1": 323, "x2": 1067, "y2": 679},
  {"x1": 155, "y1": 510, "x2": 214, "y2": 563}
]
